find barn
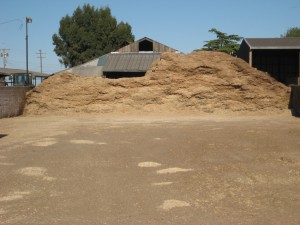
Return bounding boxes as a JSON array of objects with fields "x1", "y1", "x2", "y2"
[
  {"x1": 237, "y1": 38, "x2": 300, "y2": 85},
  {"x1": 66, "y1": 37, "x2": 178, "y2": 78}
]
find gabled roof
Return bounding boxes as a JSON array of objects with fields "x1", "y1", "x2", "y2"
[
  {"x1": 135, "y1": 37, "x2": 173, "y2": 48},
  {"x1": 244, "y1": 38, "x2": 300, "y2": 50},
  {"x1": 115, "y1": 36, "x2": 178, "y2": 53},
  {"x1": 102, "y1": 53, "x2": 161, "y2": 73}
]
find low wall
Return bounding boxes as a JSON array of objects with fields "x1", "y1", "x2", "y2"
[
  {"x1": 289, "y1": 85, "x2": 300, "y2": 117},
  {"x1": 0, "y1": 87, "x2": 33, "y2": 118}
]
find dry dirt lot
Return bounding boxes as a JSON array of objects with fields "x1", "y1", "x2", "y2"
[{"x1": 0, "y1": 114, "x2": 300, "y2": 225}]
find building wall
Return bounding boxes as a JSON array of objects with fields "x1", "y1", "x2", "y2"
[
  {"x1": 65, "y1": 58, "x2": 104, "y2": 76},
  {"x1": 0, "y1": 87, "x2": 32, "y2": 118},
  {"x1": 116, "y1": 38, "x2": 177, "y2": 53},
  {"x1": 237, "y1": 40, "x2": 250, "y2": 62},
  {"x1": 69, "y1": 66, "x2": 104, "y2": 76}
]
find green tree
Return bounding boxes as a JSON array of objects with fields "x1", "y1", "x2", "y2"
[
  {"x1": 201, "y1": 28, "x2": 242, "y2": 55},
  {"x1": 281, "y1": 27, "x2": 300, "y2": 37},
  {"x1": 52, "y1": 4, "x2": 134, "y2": 68}
]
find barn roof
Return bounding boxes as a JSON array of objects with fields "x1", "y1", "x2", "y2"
[
  {"x1": 102, "y1": 53, "x2": 161, "y2": 73},
  {"x1": 244, "y1": 38, "x2": 300, "y2": 50},
  {"x1": 136, "y1": 37, "x2": 176, "y2": 50},
  {"x1": 115, "y1": 36, "x2": 178, "y2": 53}
]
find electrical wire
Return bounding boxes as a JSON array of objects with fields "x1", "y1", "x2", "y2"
[{"x1": 0, "y1": 18, "x2": 23, "y2": 30}]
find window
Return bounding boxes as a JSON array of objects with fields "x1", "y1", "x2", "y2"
[{"x1": 139, "y1": 40, "x2": 153, "y2": 52}]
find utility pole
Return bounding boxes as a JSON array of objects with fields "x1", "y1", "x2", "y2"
[
  {"x1": 0, "y1": 48, "x2": 10, "y2": 68},
  {"x1": 36, "y1": 49, "x2": 46, "y2": 75},
  {"x1": 26, "y1": 17, "x2": 32, "y2": 76}
]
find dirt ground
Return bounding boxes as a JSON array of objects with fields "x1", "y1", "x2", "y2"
[{"x1": 0, "y1": 114, "x2": 300, "y2": 225}]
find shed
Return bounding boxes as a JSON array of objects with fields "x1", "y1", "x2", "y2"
[{"x1": 237, "y1": 38, "x2": 300, "y2": 85}]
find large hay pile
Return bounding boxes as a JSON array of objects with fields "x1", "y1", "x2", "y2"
[{"x1": 24, "y1": 51, "x2": 290, "y2": 116}]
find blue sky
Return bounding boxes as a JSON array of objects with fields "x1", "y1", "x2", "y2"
[{"x1": 1, "y1": 0, "x2": 299, "y2": 74}]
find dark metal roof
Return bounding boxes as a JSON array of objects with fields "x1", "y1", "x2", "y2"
[
  {"x1": 244, "y1": 38, "x2": 300, "y2": 50},
  {"x1": 102, "y1": 53, "x2": 161, "y2": 72},
  {"x1": 0, "y1": 68, "x2": 49, "y2": 77}
]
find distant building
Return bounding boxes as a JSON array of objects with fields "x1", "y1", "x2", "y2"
[
  {"x1": 0, "y1": 68, "x2": 49, "y2": 86},
  {"x1": 65, "y1": 37, "x2": 179, "y2": 78},
  {"x1": 237, "y1": 38, "x2": 300, "y2": 85}
]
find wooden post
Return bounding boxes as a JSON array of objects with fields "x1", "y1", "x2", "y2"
[
  {"x1": 298, "y1": 51, "x2": 300, "y2": 85},
  {"x1": 249, "y1": 50, "x2": 253, "y2": 67}
]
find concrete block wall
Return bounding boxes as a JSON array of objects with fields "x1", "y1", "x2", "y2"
[{"x1": 0, "y1": 87, "x2": 33, "y2": 118}]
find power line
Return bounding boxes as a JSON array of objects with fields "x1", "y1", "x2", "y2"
[
  {"x1": 0, "y1": 48, "x2": 10, "y2": 68},
  {"x1": 36, "y1": 49, "x2": 46, "y2": 75},
  {"x1": 0, "y1": 18, "x2": 23, "y2": 30}
]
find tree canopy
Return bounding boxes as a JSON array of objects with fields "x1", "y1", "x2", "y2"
[
  {"x1": 201, "y1": 28, "x2": 242, "y2": 55},
  {"x1": 281, "y1": 27, "x2": 300, "y2": 37},
  {"x1": 52, "y1": 4, "x2": 134, "y2": 68}
]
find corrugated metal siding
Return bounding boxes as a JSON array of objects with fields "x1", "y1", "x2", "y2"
[
  {"x1": 97, "y1": 55, "x2": 108, "y2": 66},
  {"x1": 103, "y1": 53, "x2": 161, "y2": 72},
  {"x1": 70, "y1": 66, "x2": 103, "y2": 76}
]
